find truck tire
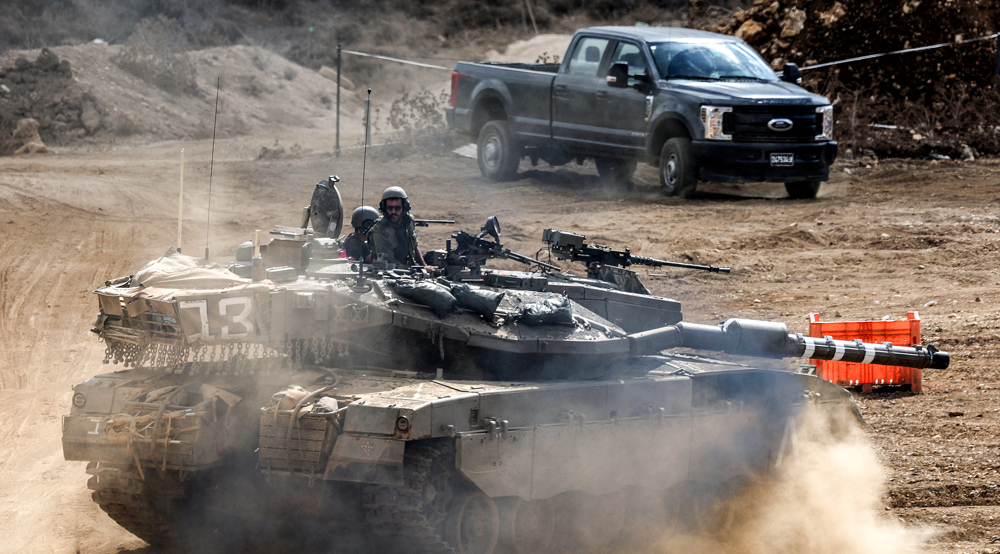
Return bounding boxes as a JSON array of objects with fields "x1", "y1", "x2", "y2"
[
  {"x1": 595, "y1": 157, "x2": 638, "y2": 188},
  {"x1": 478, "y1": 121, "x2": 521, "y2": 181},
  {"x1": 784, "y1": 180, "x2": 822, "y2": 199},
  {"x1": 659, "y1": 138, "x2": 697, "y2": 198}
]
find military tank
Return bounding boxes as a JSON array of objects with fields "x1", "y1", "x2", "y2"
[{"x1": 64, "y1": 192, "x2": 948, "y2": 553}]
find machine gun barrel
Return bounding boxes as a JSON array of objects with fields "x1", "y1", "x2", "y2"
[
  {"x1": 627, "y1": 318, "x2": 949, "y2": 370},
  {"x1": 414, "y1": 219, "x2": 456, "y2": 227},
  {"x1": 631, "y1": 255, "x2": 731, "y2": 274},
  {"x1": 504, "y1": 249, "x2": 562, "y2": 271}
]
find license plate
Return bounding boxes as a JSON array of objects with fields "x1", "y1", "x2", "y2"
[{"x1": 770, "y1": 153, "x2": 794, "y2": 167}]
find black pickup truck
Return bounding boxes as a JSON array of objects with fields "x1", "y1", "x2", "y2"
[{"x1": 445, "y1": 26, "x2": 837, "y2": 198}]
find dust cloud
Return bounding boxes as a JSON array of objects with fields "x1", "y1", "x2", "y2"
[{"x1": 636, "y1": 408, "x2": 930, "y2": 554}]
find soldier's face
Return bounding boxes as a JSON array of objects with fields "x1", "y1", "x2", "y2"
[{"x1": 385, "y1": 199, "x2": 403, "y2": 223}]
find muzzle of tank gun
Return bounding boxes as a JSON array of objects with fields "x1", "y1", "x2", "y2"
[{"x1": 627, "y1": 318, "x2": 949, "y2": 369}]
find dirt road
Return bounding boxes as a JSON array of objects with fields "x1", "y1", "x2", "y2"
[{"x1": 1, "y1": 126, "x2": 999, "y2": 553}]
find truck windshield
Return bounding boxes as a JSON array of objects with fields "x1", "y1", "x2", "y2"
[{"x1": 649, "y1": 41, "x2": 777, "y2": 81}]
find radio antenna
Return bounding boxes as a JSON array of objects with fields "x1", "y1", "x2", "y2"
[
  {"x1": 354, "y1": 88, "x2": 372, "y2": 290},
  {"x1": 205, "y1": 75, "x2": 221, "y2": 260}
]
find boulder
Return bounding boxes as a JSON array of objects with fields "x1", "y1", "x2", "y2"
[
  {"x1": 80, "y1": 100, "x2": 102, "y2": 134},
  {"x1": 35, "y1": 48, "x2": 61, "y2": 71},
  {"x1": 736, "y1": 20, "x2": 767, "y2": 45},
  {"x1": 780, "y1": 8, "x2": 807, "y2": 38},
  {"x1": 818, "y1": 2, "x2": 846, "y2": 26},
  {"x1": 12, "y1": 119, "x2": 51, "y2": 155}
]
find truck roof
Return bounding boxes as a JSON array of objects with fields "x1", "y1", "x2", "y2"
[{"x1": 579, "y1": 26, "x2": 738, "y2": 43}]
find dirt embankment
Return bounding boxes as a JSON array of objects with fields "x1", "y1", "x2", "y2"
[{"x1": 0, "y1": 39, "x2": 365, "y2": 155}]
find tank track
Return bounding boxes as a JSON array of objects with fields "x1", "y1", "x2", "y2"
[
  {"x1": 362, "y1": 441, "x2": 458, "y2": 554},
  {"x1": 86, "y1": 462, "x2": 186, "y2": 547}
]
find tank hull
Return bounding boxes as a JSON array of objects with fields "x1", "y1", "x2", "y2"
[{"x1": 65, "y1": 355, "x2": 856, "y2": 552}]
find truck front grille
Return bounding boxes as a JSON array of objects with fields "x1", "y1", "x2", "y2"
[{"x1": 723, "y1": 106, "x2": 823, "y2": 143}]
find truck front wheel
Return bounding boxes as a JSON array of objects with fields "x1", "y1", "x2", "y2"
[
  {"x1": 784, "y1": 180, "x2": 822, "y2": 199},
  {"x1": 478, "y1": 121, "x2": 521, "y2": 181},
  {"x1": 659, "y1": 138, "x2": 697, "y2": 198}
]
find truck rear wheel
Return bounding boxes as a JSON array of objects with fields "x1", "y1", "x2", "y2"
[
  {"x1": 595, "y1": 157, "x2": 638, "y2": 188},
  {"x1": 659, "y1": 138, "x2": 697, "y2": 198},
  {"x1": 784, "y1": 180, "x2": 822, "y2": 199},
  {"x1": 478, "y1": 121, "x2": 520, "y2": 182}
]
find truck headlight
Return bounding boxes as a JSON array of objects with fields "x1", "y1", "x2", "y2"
[
  {"x1": 816, "y1": 105, "x2": 834, "y2": 140},
  {"x1": 701, "y1": 106, "x2": 732, "y2": 140}
]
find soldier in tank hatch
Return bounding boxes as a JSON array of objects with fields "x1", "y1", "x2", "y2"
[
  {"x1": 368, "y1": 186, "x2": 433, "y2": 269},
  {"x1": 344, "y1": 206, "x2": 377, "y2": 263}
]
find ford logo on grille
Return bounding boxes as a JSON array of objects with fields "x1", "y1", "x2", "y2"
[{"x1": 768, "y1": 118, "x2": 794, "y2": 131}]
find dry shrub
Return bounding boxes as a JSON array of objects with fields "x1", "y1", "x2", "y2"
[
  {"x1": 377, "y1": 88, "x2": 458, "y2": 158},
  {"x1": 113, "y1": 15, "x2": 200, "y2": 96},
  {"x1": 387, "y1": 88, "x2": 448, "y2": 133},
  {"x1": 0, "y1": 109, "x2": 17, "y2": 156},
  {"x1": 112, "y1": 111, "x2": 141, "y2": 136}
]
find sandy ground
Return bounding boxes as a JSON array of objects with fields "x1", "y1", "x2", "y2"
[{"x1": 3, "y1": 39, "x2": 1000, "y2": 554}]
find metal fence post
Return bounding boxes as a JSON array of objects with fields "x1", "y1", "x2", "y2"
[{"x1": 336, "y1": 44, "x2": 342, "y2": 158}]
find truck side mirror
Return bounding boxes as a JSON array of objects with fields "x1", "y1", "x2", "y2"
[
  {"x1": 780, "y1": 63, "x2": 801, "y2": 84},
  {"x1": 606, "y1": 62, "x2": 629, "y2": 89}
]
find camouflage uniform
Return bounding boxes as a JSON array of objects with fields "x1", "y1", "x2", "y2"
[
  {"x1": 343, "y1": 233, "x2": 371, "y2": 262},
  {"x1": 368, "y1": 214, "x2": 420, "y2": 267}
]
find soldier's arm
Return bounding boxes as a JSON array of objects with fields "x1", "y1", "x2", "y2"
[{"x1": 408, "y1": 220, "x2": 427, "y2": 266}]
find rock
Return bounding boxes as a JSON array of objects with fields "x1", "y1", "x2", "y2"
[
  {"x1": 15, "y1": 142, "x2": 52, "y2": 155},
  {"x1": 780, "y1": 8, "x2": 807, "y2": 38},
  {"x1": 12, "y1": 119, "x2": 51, "y2": 155},
  {"x1": 35, "y1": 48, "x2": 61, "y2": 71},
  {"x1": 736, "y1": 20, "x2": 767, "y2": 45},
  {"x1": 818, "y1": 2, "x2": 846, "y2": 26},
  {"x1": 764, "y1": 1, "x2": 780, "y2": 15},
  {"x1": 902, "y1": 0, "x2": 921, "y2": 14},
  {"x1": 960, "y1": 144, "x2": 975, "y2": 161},
  {"x1": 80, "y1": 101, "x2": 102, "y2": 134}
]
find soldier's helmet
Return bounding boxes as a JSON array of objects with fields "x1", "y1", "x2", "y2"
[
  {"x1": 351, "y1": 206, "x2": 380, "y2": 233},
  {"x1": 379, "y1": 186, "x2": 410, "y2": 215}
]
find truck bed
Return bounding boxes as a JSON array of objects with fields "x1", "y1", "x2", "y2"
[{"x1": 452, "y1": 61, "x2": 558, "y2": 144}]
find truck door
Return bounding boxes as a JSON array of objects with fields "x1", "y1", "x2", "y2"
[
  {"x1": 552, "y1": 36, "x2": 611, "y2": 149},
  {"x1": 599, "y1": 40, "x2": 653, "y2": 155}
]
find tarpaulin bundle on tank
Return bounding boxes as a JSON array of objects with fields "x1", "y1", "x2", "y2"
[
  {"x1": 518, "y1": 295, "x2": 574, "y2": 326},
  {"x1": 391, "y1": 279, "x2": 458, "y2": 318},
  {"x1": 449, "y1": 283, "x2": 504, "y2": 319}
]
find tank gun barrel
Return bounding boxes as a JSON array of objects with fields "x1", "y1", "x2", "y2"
[{"x1": 627, "y1": 318, "x2": 949, "y2": 370}]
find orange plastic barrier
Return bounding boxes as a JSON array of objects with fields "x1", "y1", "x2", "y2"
[{"x1": 807, "y1": 311, "x2": 922, "y2": 393}]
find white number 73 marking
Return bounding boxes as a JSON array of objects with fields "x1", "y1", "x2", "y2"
[{"x1": 179, "y1": 297, "x2": 253, "y2": 341}]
